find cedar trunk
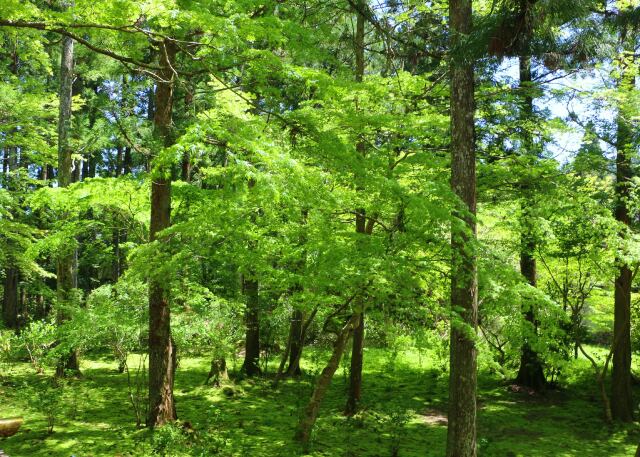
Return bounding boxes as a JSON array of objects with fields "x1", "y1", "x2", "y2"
[
  {"x1": 2, "y1": 268, "x2": 19, "y2": 330},
  {"x1": 241, "y1": 177, "x2": 261, "y2": 377},
  {"x1": 285, "y1": 309, "x2": 304, "y2": 376},
  {"x1": 345, "y1": 311, "x2": 364, "y2": 415},
  {"x1": 147, "y1": 39, "x2": 178, "y2": 428},
  {"x1": 515, "y1": 53, "x2": 546, "y2": 391},
  {"x1": 241, "y1": 275, "x2": 261, "y2": 376},
  {"x1": 55, "y1": 34, "x2": 79, "y2": 376},
  {"x1": 611, "y1": 40, "x2": 634, "y2": 422},
  {"x1": 345, "y1": 0, "x2": 367, "y2": 416},
  {"x1": 3, "y1": 146, "x2": 19, "y2": 331},
  {"x1": 515, "y1": 243, "x2": 546, "y2": 390},
  {"x1": 446, "y1": 0, "x2": 478, "y2": 456}
]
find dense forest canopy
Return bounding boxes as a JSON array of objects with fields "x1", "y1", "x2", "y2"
[{"x1": 1, "y1": 0, "x2": 640, "y2": 456}]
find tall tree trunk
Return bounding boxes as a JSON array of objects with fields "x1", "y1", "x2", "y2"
[
  {"x1": 285, "y1": 309, "x2": 304, "y2": 376},
  {"x1": 283, "y1": 208, "x2": 310, "y2": 378},
  {"x1": 345, "y1": 0, "x2": 367, "y2": 417},
  {"x1": 241, "y1": 177, "x2": 261, "y2": 377},
  {"x1": 2, "y1": 44, "x2": 20, "y2": 331},
  {"x1": 611, "y1": 36, "x2": 635, "y2": 422},
  {"x1": 515, "y1": 229, "x2": 546, "y2": 390},
  {"x1": 55, "y1": 34, "x2": 80, "y2": 377},
  {"x1": 241, "y1": 274, "x2": 261, "y2": 376},
  {"x1": 446, "y1": 0, "x2": 478, "y2": 455},
  {"x1": 345, "y1": 311, "x2": 364, "y2": 415},
  {"x1": 123, "y1": 146, "x2": 132, "y2": 175},
  {"x1": 147, "y1": 39, "x2": 178, "y2": 428},
  {"x1": 115, "y1": 145, "x2": 123, "y2": 177},
  {"x1": 3, "y1": 146, "x2": 19, "y2": 331},
  {"x1": 295, "y1": 314, "x2": 359, "y2": 447},
  {"x1": 2, "y1": 268, "x2": 19, "y2": 330},
  {"x1": 515, "y1": 49, "x2": 546, "y2": 391}
]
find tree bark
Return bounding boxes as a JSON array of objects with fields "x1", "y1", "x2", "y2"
[
  {"x1": 345, "y1": 0, "x2": 367, "y2": 417},
  {"x1": 123, "y1": 146, "x2": 132, "y2": 175},
  {"x1": 55, "y1": 34, "x2": 80, "y2": 377},
  {"x1": 285, "y1": 309, "x2": 304, "y2": 376},
  {"x1": 295, "y1": 314, "x2": 359, "y2": 447},
  {"x1": 345, "y1": 311, "x2": 364, "y2": 415},
  {"x1": 515, "y1": 50, "x2": 546, "y2": 391},
  {"x1": 147, "y1": 38, "x2": 178, "y2": 428},
  {"x1": 2, "y1": 268, "x2": 19, "y2": 330},
  {"x1": 611, "y1": 42, "x2": 634, "y2": 422},
  {"x1": 2, "y1": 144, "x2": 19, "y2": 331},
  {"x1": 241, "y1": 274, "x2": 261, "y2": 376},
  {"x1": 446, "y1": 0, "x2": 478, "y2": 455}
]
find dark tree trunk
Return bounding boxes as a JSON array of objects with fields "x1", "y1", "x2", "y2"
[
  {"x1": 180, "y1": 91, "x2": 193, "y2": 182},
  {"x1": 123, "y1": 147, "x2": 132, "y2": 175},
  {"x1": 81, "y1": 158, "x2": 89, "y2": 181},
  {"x1": 446, "y1": 0, "x2": 478, "y2": 455},
  {"x1": 515, "y1": 51, "x2": 546, "y2": 391},
  {"x1": 55, "y1": 34, "x2": 80, "y2": 377},
  {"x1": 181, "y1": 150, "x2": 191, "y2": 182},
  {"x1": 611, "y1": 55, "x2": 634, "y2": 422},
  {"x1": 112, "y1": 228, "x2": 121, "y2": 282},
  {"x1": 295, "y1": 314, "x2": 359, "y2": 447},
  {"x1": 147, "y1": 39, "x2": 178, "y2": 428},
  {"x1": 241, "y1": 274, "x2": 261, "y2": 376},
  {"x1": 285, "y1": 309, "x2": 304, "y2": 376},
  {"x1": 345, "y1": 0, "x2": 367, "y2": 417},
  {"x1": 515, "y1": 242, "x2": 546, "y2": 390},
  {"x1": 2, "y1": 149, "x2": 7, "y2": 177},
  {"x1": 3, "y1": 145, "x2": 19, "y2": 331},
  {"x1": 19, "y1": 287, "x2": 27, "y2": 328},
  {"x1": 2, "y1": 268, "x2": 19, "y2": 330},
  {"x1": 115, "y1": 145, "x2": 123, "y2": 177},
  {"x1": 345, "y1": 311, "x2": 364, "y2": 416}
]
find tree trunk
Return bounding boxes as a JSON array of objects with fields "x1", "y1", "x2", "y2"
[
  {"x1": 295, "y1": 314, "x2": 359, "y2": 447},
  {"x1": 2, "y1": 268, "x2": 19, "y2": 330},
  {"x1": 285, "y1": 309, "x2": 304, "y2": 376},
  {"x1": 516, "y1": 224, "x2": 545, "y2": 390},
  {"x1": 115, "y1": 145, "x2": 123, "y2": 177},
  {"x1": 611, "y1": 36, "x2": 634, "y2": 423},
  {"x1": 2, "y1": 145, "x2": 19, "y2": 331},
  {"x1": 345, "y1": 311, "x2": 364, "y2": 415},
  {"x1": 55, "y1": 34, "x2": 80, "y2": 377},
  {"x1": 147, "y1": 39, "x2": 178, "y2": 428},
  {"x1": 515, "y1": 55, "x2": 546, "y2": 390},
  {"x1": 241, "y1": 177, "x2": 261, "y2": 377},
  {"x1": 516, "y1": 242, "x2": 547, "y2": 390},
  {"x1": 446, "y1": 0, "x2": 478, "y2": 455},
  {"x1": 241, "y1": 274, "x2": 261, "y2": 376},
  {"x1": 123, "y1": 146, "x2": 132, "y2": 175},
  {"x1": 57, "y1": 34, "x2": 74, "y2": 176},
  {"x1": 345, "y1": 0, "x2": 367, "y2": 417}
]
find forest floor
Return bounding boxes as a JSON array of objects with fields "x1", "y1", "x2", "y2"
[{"x1": 0, "y1": 348, "x2": 639, "y2": 456}]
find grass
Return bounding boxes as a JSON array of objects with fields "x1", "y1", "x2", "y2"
[{"x1": 0, "y1": 347, "x2": 639, "y2": 456}]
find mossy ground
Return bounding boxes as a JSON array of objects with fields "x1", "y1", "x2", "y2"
[{"x1": 1, "y1": 348, "x2": 639, "y2": 456}]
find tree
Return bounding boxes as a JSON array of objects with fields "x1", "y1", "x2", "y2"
[
  {"x1": 147, "y1": 38, "x2": 178, "y2": 428},
  {"x1": 514, "y1": 0, "x2": 546, "y2": 391},
  {"x1": 55, "y1": 32, "x2": 80, "y2": 377},
  {"x1": 446, "y1": 0, "x2": 478, "y2": 455},
  {"x1": 345, "y1": 0, "x2": 367, "y2": 417},
  {"x1": 610, "y1": 12, "x2": 636, "y2": 421}
]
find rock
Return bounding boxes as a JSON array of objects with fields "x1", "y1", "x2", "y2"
[{"x1": 0, "y1": 418, "x2": 23, "y2": 438}]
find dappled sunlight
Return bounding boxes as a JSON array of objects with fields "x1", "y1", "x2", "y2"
[{"x1": 2, "y1": 348, "x2": 638, "y2": 456}]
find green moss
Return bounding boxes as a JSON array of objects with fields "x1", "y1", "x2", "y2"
[{"x1": 0, "y1": 348, "x2": 637, "y2": 456}]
